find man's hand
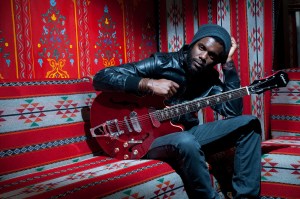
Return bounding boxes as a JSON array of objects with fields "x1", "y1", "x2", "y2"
[
  {"x1": 226, "y1": 37, "x2": 238, "y2": 62},
  {"x1": 148, "y1": 79, "x2": 179, "y2": 98}
]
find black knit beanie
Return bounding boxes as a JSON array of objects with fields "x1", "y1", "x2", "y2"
[{"x1": 189, "y1": 24, "x2": 231, "y2": 58}]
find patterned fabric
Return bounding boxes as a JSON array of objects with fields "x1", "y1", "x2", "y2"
[
  {"x1": 260, "y1": 69, "x2": 300, "y2": 198},
  {"x1": 261, "y1": 136, "x2": 300, "y2": 198},
  {"x1": 0, "y1": 79, "x2": 227, "y2": 198},
  {"x1": 1, "y1": 76, "x2": 298, "y2": 199},
  {"x1": 159, "y1": 0, "x2": 274, "y2": 140},
  {"x1": 271, "y1": 70, "x2": 300, "y2": 137},
  {"x1": 0, "y1": 78, "x2": 99, "y2": 177},
  {"x1": 0, "y1": 0, "x2": 158, "y2": 80},
  {"x1": 1, "y1": 94, "x2": 94, "y2": 133},
  {"x1": 0, "y1": 157, "x2": 185, "y2": 199}
]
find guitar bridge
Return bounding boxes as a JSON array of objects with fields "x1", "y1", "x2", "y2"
[{"x1": 90, "y1": 119, "x2": 124, "y2": 138}]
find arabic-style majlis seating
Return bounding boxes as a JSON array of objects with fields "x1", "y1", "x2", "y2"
[{"x1": 0, "y1": 71, "x2": 299, "y2": 198}]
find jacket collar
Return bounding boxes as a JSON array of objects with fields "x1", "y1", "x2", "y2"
[{"x1": 178, "y1": 45, "x2": 189, "y2": 67}]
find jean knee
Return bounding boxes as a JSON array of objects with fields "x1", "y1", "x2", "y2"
[
  {"x1": 240, "y1": 115, "x2": 262, "y2": 135},
  {"x1": 147, "y1": 132, "x2": 201, "y2": 160},
  {"x1": 175, "y1": 133, "x2": 201, "y2": 155}
]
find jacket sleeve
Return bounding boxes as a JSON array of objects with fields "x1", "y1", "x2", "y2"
[
  {"x1": 210, "y1": 60, "x2": 243, "y2": 117},
  {"x1": 93, "y1": 57, "x2": 156, "y2": 94}
]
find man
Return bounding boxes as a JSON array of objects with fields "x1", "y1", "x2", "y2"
[{"x1": 93, "y1": 24, "x2": 262, "y2": 199}]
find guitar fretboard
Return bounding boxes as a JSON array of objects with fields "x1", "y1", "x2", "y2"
[{"x1": 154, "y1": 86, "x2": 249, "y2": 121}]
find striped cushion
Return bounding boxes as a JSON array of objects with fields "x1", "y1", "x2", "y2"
[
  {"x1": 262, "y1": 69, "x2": 300, "y2": 198},
  {"x1": 0, "y1": 156, "x2": 186, "y2": 199},
  {"x1": 0, "y1": 79, "x2": 192, "y2": 198},
  {"x1": 261, "y1": 136, "x2": 300, "y2": 198},
  {"x1": 0, "y1": 78, "x2": 100, "y2": 177}
]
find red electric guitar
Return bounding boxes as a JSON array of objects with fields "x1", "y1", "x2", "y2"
[{"x1": 90, "y1": 71, "x2": 289, "y2": 160}]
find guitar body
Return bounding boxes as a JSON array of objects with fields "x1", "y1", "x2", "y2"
[{"x1": 90, "y1": 92, "x2": 182, "y2": 160}]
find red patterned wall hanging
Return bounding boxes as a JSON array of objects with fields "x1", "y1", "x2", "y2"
[
  {"x1": 32, "y1": 0, "x2": 78, "y2": 79},
  {"x1": 89, "y1": 0, "x2": 124, "y2": 74},
  {"x1": 0, "y1": 0, "x2": 274, "y2": 137},
  {"x1": 0, "y1": 0, "x2": 158, "y2": 80},
  {"x1": 88, "y1": 0, "x2": 158, "y2": 75}
]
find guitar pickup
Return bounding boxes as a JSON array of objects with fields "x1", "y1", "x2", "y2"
[
  {"x1": 128, "y1": 140, "x2": 143, "y2": 144},
  {"x1": 130, "y1": 111, "x2": 142, "y2": 132}
]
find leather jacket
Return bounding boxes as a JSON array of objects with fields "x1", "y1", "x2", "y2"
[{"x1": 93, "y1": 45, "x2": 243, "y2": 129}]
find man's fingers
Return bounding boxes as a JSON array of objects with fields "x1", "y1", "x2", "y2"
[
  {"x1": 170, "y1": 85, "x2": 178, "y2": 94},
  {"x1": 151, "y1": 79, "x2": 180, "y2": 98},
  {"x1": 171, "y1": 81, "x2": 180, "y2": 88}
]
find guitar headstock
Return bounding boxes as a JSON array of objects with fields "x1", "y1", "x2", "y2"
[{"x1": 248, "y1": 71, "x2": 289, "y2": 94}]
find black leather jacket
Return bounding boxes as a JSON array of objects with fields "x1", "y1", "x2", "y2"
[{"x1": 93, "y1": 45, "x2": 243, "y2": 129}]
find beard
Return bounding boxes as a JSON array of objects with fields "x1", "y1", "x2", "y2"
[
  {"x1": 185, "y1": 48, "x2": 215, "y2": 78},
  {"x1": 186, "y1": 48, "x2": 205, "y2": 77}
]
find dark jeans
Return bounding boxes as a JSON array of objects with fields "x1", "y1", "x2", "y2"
[{"x1": 146, "y1": 115, "x2": 262, "y2": 199}]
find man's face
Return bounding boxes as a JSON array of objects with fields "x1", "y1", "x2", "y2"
[{"x1": 186, "y1": 37, "x2": 224, "y2": 75}]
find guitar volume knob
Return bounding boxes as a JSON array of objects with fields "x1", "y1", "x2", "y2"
[
  {"x1": 133, "y1": 150, "x2": 138, "y2": 155},
  {"x1": 114, "y1": 148, "x2": 119, "y2": 153},
  {"x1": 124, "y1": 154, "x2": 129, "y2": 159},
  {"x1": 123, "y1": 142, "x2": 128, "y2": 148}
]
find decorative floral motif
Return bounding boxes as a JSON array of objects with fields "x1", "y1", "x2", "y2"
[
  {"x1": 94, "y1": 5, "x2": 122, "y2": 67},
  {"x1": 138, "y1": 17, "x2": 156, "y2": 61},
  {"x1": 37, "y1": 0, "x2": 73, "y2": 78},
  {"x1": 0, "y1": 30, "x2": 11, "y2": 68}
]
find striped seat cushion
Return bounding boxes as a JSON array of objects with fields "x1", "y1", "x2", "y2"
[
  {"x1": 0, "y1": 156, "x2": 187, "y2": 199},
  {"x1": 0, "y1": 79, "x2": 190, "y2": 198},
  {"x1": 0, "y1": 78, "x2": 99, "y2": 177},
  {"x1": 261, "y1": 136, "x2": 300, "y2": 198}
]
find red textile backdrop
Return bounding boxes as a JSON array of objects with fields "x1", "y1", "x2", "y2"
[
  {"x1": 0, "y1": 0, "x2": 273, "y2": 138},
  {"x1": 0, "y1": 0, "x2": 158, "y2": 80},
  {"x1": 158, "y1": 0, "x2": 273, "y2": 139}
]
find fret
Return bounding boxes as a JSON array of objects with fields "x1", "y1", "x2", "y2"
[
  {"x1": 169, "y1": 109, "x2": 174, "y2": 116},
  {"x1": 206, "y1": 100, "x2": 210, "y2": 105},
  {"x1": 185, "y1": 105, "x2": 189, "y2": 111},
  {"x1": 155, "y1": 87, "x2": 249, "y2": 122}
]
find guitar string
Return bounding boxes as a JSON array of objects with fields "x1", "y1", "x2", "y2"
[
  {"x1": 101, "y1": 88, "x2": 248, "y2": 133},
  {"x1": 95, "y1": 72, "x2": 287, "y2": 134},
  {"x1": 110, "y1": 88, "x2": 247, "y2": 127}
]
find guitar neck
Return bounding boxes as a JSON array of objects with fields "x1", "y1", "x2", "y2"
[{"x1": 154, "y1": 86, "x2": 249, "y2": 121}]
